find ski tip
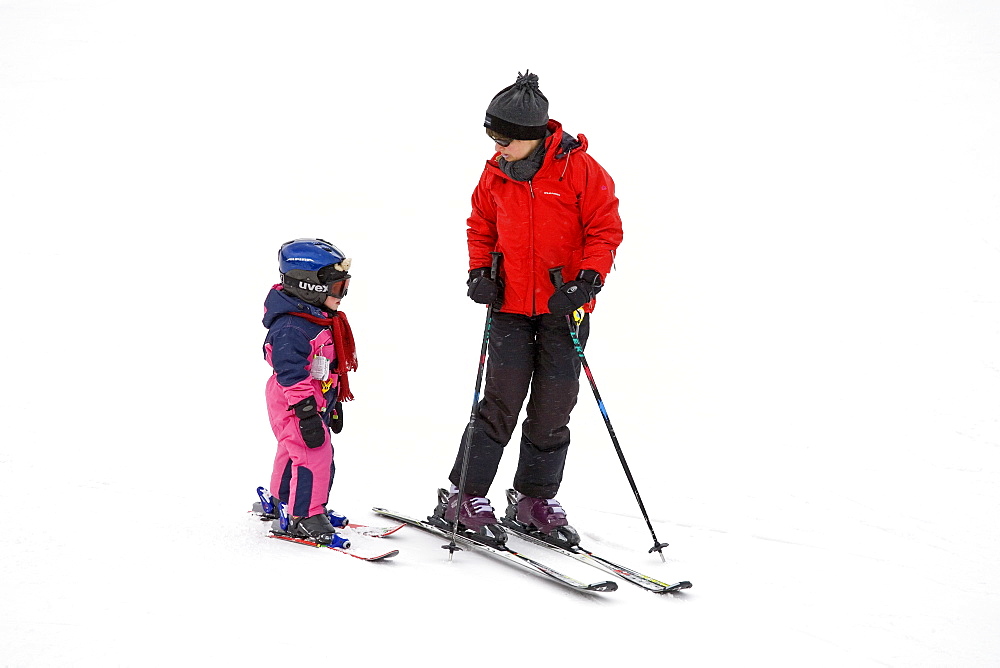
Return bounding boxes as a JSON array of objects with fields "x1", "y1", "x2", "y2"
[
  {"x1": 662, "y1": 580, "x2": 693, "y2": 593},
  {"x1": 353, "y1": 549, "x2": 399, "y2": 562},
  {"x1": 590, "y1": 581, "x2": 619, "y2": 592},
  {"x1": 347, "y1": 522, "x2": 406, "y2": 538}
]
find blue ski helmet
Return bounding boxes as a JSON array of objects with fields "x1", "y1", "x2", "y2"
[{"x1": 278, "y1": 238, "x2": 351, "y2": 306}]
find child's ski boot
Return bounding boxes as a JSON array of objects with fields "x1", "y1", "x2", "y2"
[
  {"x1": 256, "y1": 488, "x2": 349, "y2": 535},
  {"x1": 287, "y1": 513, "x2": 350, "y2": 549}
]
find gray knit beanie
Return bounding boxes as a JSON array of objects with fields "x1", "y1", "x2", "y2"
[{"x1": 484, "y1": 71, "x2": 549, "y2": 140}]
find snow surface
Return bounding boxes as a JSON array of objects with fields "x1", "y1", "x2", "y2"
[{"x1": 2, "y1": 1, "x2": 999, "y2": 665}]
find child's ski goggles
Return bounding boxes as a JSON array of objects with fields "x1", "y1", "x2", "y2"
[
  {"x1": 315, "y1": 264, "x2": 351, "y2": 298},
  {"x1": 325, "y1": 277, "x2": 350, "y2": 298}
]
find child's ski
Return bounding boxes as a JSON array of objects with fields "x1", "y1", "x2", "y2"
[
  {"x1": 251, "y1": 487, "x2": 405, "y2": 538},
  {"x1": 250, "y1": 501, "x2": 404, "y2": 538},
  {"x1": 266, "y1": 529, "x2": 398, "y2": 562},
  {"x1": 251, "y1": 487, "x2": 401, "y2": 561},
  {"x1": 345, "y1": 523, "x2": 405, "y2": 539}
]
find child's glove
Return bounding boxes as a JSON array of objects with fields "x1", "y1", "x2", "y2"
[
  {"x1": 291, "y1": 396, "x2": 327, "y2": 448},
  {"x1": 467, "y1": 267, "x2": 504, "y2": 306},
  {"x1": 547, "y1": 269, "x2": 603, "y2": 316},
  {"x1": 330, "y1": 401, "x2": 344, "y2": 434}
]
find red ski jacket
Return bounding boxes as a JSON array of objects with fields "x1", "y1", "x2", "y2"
[{"x1": 467, "y1": 119, "x2": 624, "y2": 317}]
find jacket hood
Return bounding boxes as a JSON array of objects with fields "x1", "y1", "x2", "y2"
[
  {"x1": 551, "y1": 121, "x2": 585, "y2": 159},
  {"x1": 542, "y1": 119, "x2": 587, "y2": 155},
  {"x1": 263, "y1": 285, "x2": 330, "y2": 329}
]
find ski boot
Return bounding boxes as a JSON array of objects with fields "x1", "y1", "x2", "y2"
[
  {"x1": 287, "y1": 512, "x2": 351, "y2": 549},
  {"x1": 428, "y1": 487, "x2": 507, "y2": 547},
  {"x1": 502, "y1": 488, "x2": 581, "y2": 548},
  {"x1": 256, "y1": 488, "x2": 349, "y2": 533}
]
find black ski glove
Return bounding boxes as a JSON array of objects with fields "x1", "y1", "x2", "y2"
[
  {"x1": 467, "y1": 267, "x2": 504, "y2": 306},
  {"x1": 329, "y1": 401, "x2": 344, "y2": 434},
  {"x1": 547, "y1": 269, "x2": 603, "y2": 316},
  {"x1": 291, "y1": 396, "x2": 327, "y2": 448}
]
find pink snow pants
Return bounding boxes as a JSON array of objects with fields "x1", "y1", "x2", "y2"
[{"x1": 265, "y1": 376, "x2": 333, "y2": 518}]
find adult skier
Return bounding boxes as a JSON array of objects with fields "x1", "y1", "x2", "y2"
[{"x1": 431, "y1": 71, "x2": 624, "y2": 546}]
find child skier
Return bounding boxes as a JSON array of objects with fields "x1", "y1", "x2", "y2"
[{"x1": 261, "y1": 238, "x2": 357, "y2": 545}]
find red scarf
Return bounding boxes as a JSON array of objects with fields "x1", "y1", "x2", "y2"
[{"x1": 289, "y1": 310, "x2": 358, "y2": 401}]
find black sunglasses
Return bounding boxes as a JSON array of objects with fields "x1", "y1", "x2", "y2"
[{"x1": 486, "y1": 130, "x2": 513, "y2": 147}]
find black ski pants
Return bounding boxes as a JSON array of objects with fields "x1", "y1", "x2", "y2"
[{"x1": 449, "y1": 311, "x2": 590, "y2": 499}]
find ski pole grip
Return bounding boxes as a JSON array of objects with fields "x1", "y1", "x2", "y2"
[
  {"x1": 490, "y1": 252, "x2": 503, "y2": 281},
  {"x1": 549, "y1": 266, "x2": 565, "y2": 289}
]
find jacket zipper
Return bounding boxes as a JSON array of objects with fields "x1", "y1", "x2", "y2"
[{"x1": 528, "y1": 179, "x2": 536, "y2": 315}]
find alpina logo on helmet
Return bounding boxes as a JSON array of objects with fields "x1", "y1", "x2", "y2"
[{"x1": 298, "y1": 281, "x2": 328, "y2": 293}]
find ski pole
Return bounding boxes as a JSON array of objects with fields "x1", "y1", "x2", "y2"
[
  {"x1": 444, "y1": 252, "x2": 503, "y2": 559},
  {"x1": 549, "y1": 267, "x2": 670, "y2": 561}
]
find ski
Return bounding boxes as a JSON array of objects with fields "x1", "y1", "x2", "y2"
[
  {"x1": 502, "y1": 524, "x2": 691, "y2": 593},
  {"x1": 250, "y1": 501, "x2": 404, "y2": 539},
  {"x1": 250, "y1": 488, "x2": 400, "y2": 561},
  {"x1": 500, "y1": 491, "x2": 691, "y2": 593},
  {"x1": 372, "y1": 507, "x2": 617, "y2": 593},
  {"x1": 344, "y1": 523, "x2": 405, "y2": 539},
  {"x1": 266, "y1": 529, "x2": 399, "y2": 562}
]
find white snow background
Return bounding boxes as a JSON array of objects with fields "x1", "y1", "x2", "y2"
[{"x1": 2, "y1": 1, "x2": 999, "y2": 665}]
